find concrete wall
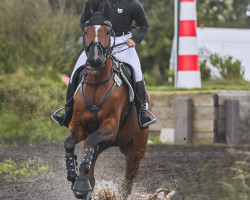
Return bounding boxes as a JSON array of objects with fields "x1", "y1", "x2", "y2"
[
  {"x1": 215, "y1": 91, "x2": 250, "y2": 144},
  {"x1": 149, "y1": 90, "x2": 250, "y2": 144}
]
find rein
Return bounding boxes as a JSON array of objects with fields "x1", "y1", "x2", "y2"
[{"x1": 111, "y1": 42, "x2": 131, "y2": 56}]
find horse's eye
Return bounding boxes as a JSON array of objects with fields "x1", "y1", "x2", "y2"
[{"x1": 107, "y1": 29, "x2": 111, "y2": 35}]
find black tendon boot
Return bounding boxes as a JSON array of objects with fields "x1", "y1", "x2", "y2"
[
  {"x1": 51, "y1": 82, "x2": 75, "y2": 127},
  {"x1": 135, "y1": 80, "x2": 156, "y2": 129}
]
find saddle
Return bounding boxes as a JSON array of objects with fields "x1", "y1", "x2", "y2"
[
  {"x1": 76, "y1": 60, "x2": 136, "y2": 102},
  {"x1": 119, "y1": 62, "x2": 136, "y2": 90},
  {"x1": 117, "y1": 61, "x2": 136, "y2": 102}
]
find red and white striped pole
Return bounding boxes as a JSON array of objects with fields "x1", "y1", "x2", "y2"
[{"x1": 176, "y1": 0, "x2": 201, "y2": 88}]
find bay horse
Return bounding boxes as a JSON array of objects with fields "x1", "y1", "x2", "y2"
[{"x1": 63, "y1": 3, "x2": 151, "y2": 200}]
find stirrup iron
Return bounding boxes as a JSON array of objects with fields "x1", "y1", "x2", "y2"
[
  {"x1": 139, "y1": 108, "x2": 157, "y2": 128},
  {"x1": 51, "y1": 107, "x2": 65, "y2": 124}
]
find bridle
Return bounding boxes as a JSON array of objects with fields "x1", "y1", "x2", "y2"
[{"x1": 83, "y1": 20, "x2": 116, "y2": 62}]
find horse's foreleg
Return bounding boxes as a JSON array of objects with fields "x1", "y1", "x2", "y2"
[
  {"x1": 64, "y1": 130, "x2": 78, "y2": 186},
  {"x1": 72, "y1": 127, "x2": 114, "y2": 199},
  {"x1": 86, "y1": 145, "x2": 108, "y2": 188}
]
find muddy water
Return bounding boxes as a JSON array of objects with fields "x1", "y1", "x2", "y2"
[
  {"x1": 92, "y1": 180, "x2": 174, "y2": 200},
  {"x1": 0, "y1": 142, "x2": 173, "y2": 200},
  {"x1": 1, "y1": 141, "x2": 248, "y2": 200}
]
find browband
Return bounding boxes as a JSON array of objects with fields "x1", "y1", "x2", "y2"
[{"x1": 85, "y1": 20, "x2": 112, "y2": 27}]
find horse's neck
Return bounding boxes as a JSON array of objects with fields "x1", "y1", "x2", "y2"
[{"x1": 87, "y1": 59, "x2": 113, "y2": 82}]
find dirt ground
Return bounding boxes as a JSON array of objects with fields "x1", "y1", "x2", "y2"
[{"x1": 0, "y1": 141, "x2": 249, "y2": 200}]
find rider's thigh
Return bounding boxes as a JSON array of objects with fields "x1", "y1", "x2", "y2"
[
  {"x1": 114, "y1": 47, "x2": 142, "y2": 82},
  {"x1": 70, "y1": 51, "x2": 87, "y2": 83}
]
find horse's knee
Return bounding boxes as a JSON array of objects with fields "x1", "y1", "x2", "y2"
[{"x1": 64, "y1": 131, "x2": 77, "y2": 153}]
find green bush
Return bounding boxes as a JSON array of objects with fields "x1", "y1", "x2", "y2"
[
  {"x1": 0, "y1": 0, "x2": 82, "y2": 74},
  {"x1": 0, "y1": 67, "x2": 67, "y2": 141},
  {"x1": 143, "y1": 73, "x2": 157, "y2": 86},
  {"x1": 0, "y1": 30, "x2": 17, "y2": 74},
  {"x1": 210, "y1": 54, "x2": 244, "y2": 80},
  {"x1": 166, "y1": 69, "x2": 175, "y2": 85},
  {"x1": 200, "y1": 60, "x2": 211, "y2": 81}
]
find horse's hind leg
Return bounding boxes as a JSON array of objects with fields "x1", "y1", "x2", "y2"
[{"x1": 121, "y1": 130, "x2": 148, "y2": 198}]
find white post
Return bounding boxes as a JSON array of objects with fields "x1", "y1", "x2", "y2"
[
  {"x1": 174, "y1": 0, "x2": 179, "y2": 87},
  {"x1": 176, "y1": 0, "x2": 201, "y2": 89}
]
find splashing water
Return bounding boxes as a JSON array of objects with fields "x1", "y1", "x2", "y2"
[
  {"x1": 92, "y1": 180, "x2": 121, "y2": 200},
  {"x1": 91, "y1": 180, "x2": 176, "y2": 200}
]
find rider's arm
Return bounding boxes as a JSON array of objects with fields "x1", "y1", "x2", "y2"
[{"x1": 129, "y1": 0, "x2": 150, "y2": 44}]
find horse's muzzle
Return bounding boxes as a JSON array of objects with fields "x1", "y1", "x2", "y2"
[{"x1": 86, "y1": 45, "x2": 105, "y2": 71}]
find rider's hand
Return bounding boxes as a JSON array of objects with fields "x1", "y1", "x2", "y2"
[{"x1": 126, "y1": 39, "x2": 135, "y2": 48}]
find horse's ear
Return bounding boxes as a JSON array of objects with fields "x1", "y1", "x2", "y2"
[
  {"x1": 84, "y1": 1, "x2": 93, "y2": 20},
  {"x1": 102, "y1": 0, "x2": 111, "y2": 20}
]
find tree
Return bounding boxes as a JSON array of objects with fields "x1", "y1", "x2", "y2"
[
  {"x1": 137, "y1": 0, "x2": 175, "y2": 84},
  {"x1": 197, "y1": 0, "x2": 250, "y2": 28}
]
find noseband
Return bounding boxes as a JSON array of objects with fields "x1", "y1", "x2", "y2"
[{"x1": 83, "y1": 21, "x2": 115, "y2": 61}]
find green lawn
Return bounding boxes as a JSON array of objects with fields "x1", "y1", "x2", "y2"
[{"x1": 147, "y1": 79, "x2": 250, "y2": 91}]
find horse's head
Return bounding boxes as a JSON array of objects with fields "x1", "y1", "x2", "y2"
[{"x1": 84, "y1": 2, "x2": 112, "y2": 71}]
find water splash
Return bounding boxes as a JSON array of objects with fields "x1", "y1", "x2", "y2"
[
  {"x1": 91, "y1": 180, "x2": 176, "y2": 200},
  {"x1": 92, "y1": 180, "x2": 121, "y2": 200}
]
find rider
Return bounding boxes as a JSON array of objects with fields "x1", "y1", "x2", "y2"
[{"x1": 52, "y1": 0, "x2": 155, "y2": 129}]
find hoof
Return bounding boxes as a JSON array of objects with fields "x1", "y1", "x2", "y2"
[
  {"x1": 72, "y1": 177, "x2": 92, "y2": 199},
  {"x1": 73, "y1": 191, "x2": 92, "y2": 200},
  {"x1": 73, "y1": 191, "x2": 91, "y2": 200}
]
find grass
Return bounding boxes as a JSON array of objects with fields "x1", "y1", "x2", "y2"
[
  {"x1": 0, "y1": 67, "x2": 68, "y2": 141},
  {"x1": 146, "y1": 79, "x2": 250, "y2": 91},
  {"x1": 148, "y1": 135, "x2": 163, "y2": 144},
  {"x1": 0, "y1": 158, "x2": 51, "y2": 181}
]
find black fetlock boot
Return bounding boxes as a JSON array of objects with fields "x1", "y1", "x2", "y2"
[
  {"x1": 65, "y1": 153, "x2": 78, "y2": 186},
  {"x1": 51, "y1": 82, "x2": 75, "y2": 127},
  {"x1": 135, "y1": 80, "x2": 156, "y2": 129}
]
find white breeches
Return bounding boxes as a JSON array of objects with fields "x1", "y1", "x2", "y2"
[{"x1": 70, "y1": 33, "x2": 143, "y2": 83}]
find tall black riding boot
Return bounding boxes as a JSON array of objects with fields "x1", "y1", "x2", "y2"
[
  {"x1": 51, "y1": 82, "x2": 75, "y2": 127},
  {"x1": 135, "y1": 80, "x2": 154, "y2": 129},
  {"x1": 51, "y1": 66, "x2": 87, "y2": 127}
]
